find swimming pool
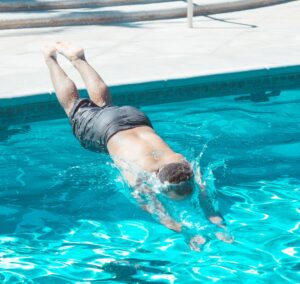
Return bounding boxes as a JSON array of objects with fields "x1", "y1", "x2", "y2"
[{"x1": 0, "y1": 88, "x2": 299, "y2": 283}]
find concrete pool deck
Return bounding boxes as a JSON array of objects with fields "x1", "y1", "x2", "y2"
[{"x1": 0, "y1": 0, "x2": 300, "y2": 102}]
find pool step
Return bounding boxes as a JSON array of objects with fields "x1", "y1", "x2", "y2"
[{"x1": 0, "y1": 0, "x2": 294, "y2": 30}]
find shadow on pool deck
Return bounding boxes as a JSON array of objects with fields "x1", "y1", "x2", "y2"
[{"x1": 1, "y1": 0, "x2": 295, "y2": 30}]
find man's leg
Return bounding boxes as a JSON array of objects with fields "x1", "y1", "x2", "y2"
[
  {"x1": 56, "y1": 42, "x2": 111, "y2": 107},
  {"x1": 43, "y1": 45, "x2": 79, "y2": 116}
]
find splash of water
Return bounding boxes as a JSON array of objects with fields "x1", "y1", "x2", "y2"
[{"x1": 115, "y1": 144, "x2": 230, "y2": 244}]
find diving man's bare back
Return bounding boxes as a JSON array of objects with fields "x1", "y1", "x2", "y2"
[
  {"x1": 43, "y1": 42, "x2": 232, "y2": 251},
  {"x1": 108, "y1": 126, "x2": 185, "y2": 184}
]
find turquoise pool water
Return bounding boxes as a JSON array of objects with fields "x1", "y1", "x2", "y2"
[{"x1": 0, "y1": 89, "x2": 300, "y2": 283}]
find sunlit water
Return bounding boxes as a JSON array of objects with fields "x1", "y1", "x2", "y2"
[{"x1": 0, "y1": 90, "x2": 299, "y2": 283}]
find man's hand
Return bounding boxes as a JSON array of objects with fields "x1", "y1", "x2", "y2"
[{"x1": 188, "y1": 235, "x2": 206, "y2": 252}]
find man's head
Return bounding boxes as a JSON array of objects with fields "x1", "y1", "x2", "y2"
[{"x1": 157, "y1": 162, "x2": 194, "y2": 199}]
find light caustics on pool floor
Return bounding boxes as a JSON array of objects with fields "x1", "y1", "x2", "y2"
[{"x1": 0, "y1": 89, "x2": 299, "y2": 283}]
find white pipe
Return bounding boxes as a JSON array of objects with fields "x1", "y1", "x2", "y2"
[{"x1": 187, "y1": 0, "x2": 193, "y2": 28}]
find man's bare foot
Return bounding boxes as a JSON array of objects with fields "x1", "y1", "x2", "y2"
[
  {"x1": 42, "y1": 45, "x2": 57, "y2": 62},
  {"x1": 55, "y1": 41, "x2": 85, "y2": 62}
]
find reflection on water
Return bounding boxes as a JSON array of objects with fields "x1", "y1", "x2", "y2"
[
  {"x1": 0, "y1": 125, "x2": 30, "y2": 142},
  {"x1": 0, "y1": 89, "x2": 300, "y2": 283}
]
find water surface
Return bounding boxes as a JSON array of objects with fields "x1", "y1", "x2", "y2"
[{"x1": 0, "y1": 89, "x2": 299, "y2": 283}]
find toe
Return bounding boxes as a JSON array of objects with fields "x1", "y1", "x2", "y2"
[
  {"x1": 56, "y1": 41, "x2": 67, "y2": 50},
  {"x1": 57, "y1": 41, "x2": 70, "y2": 48}
]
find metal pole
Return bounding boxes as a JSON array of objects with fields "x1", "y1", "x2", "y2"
[{"x1": 187, "y1": 0, "x2": 193, "y2": 28}]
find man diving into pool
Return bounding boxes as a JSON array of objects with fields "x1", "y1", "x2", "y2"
[{"x1": 43, "y1": 42, "x2": 232, "y2": 251}]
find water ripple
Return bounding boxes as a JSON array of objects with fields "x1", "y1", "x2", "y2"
[{"x1": 1, "y1": 91, "x2": 300, "y2": 282}]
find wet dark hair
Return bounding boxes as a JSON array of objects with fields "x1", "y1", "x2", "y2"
[{"x1": 157, "y1": 162, "x2": 194, "y2": 197}]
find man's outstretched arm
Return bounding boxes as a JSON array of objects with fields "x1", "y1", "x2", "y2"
[
  {"x1": 196, "y1": 177, "x2": 234, "y2": 243},
  {"x1": 132, "y1": 188, "x2": 182, "y2": 232},
  {"x1": 131, "y1": 186, "x2": 209, "y2": 251},
  {"x1": 198, "y1": 183, "x2": 226, "y2": 228}
]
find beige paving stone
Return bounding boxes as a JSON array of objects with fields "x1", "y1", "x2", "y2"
[{"x1": 0, "y1": 1, "x2": 299, "y2": 99}]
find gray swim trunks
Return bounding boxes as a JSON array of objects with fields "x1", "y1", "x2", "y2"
[{"x1": 69, "y1": 99, "x2": 153, "y2": 152}]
